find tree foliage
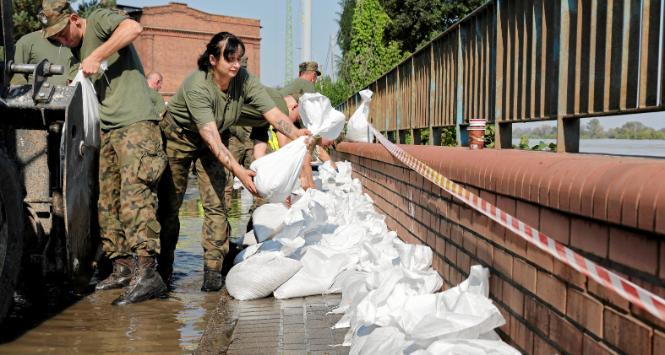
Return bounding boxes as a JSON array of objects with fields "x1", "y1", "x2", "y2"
[
  {"x1": 316, "y1": 76, "x2": 351, "y2": 107},
  {"x1": 77, "y1": 0, "x2": 116, "y2": 18},
  {"x1": 336, "y1": 0, "x2": 356, "y2": 55},
  {"x1": 12, "y1": 0, "x2": 41, "y2": 41},
  {"x1": 342, "y1": 0, "x2": 403, "y2": 92},
  {"x1": 379, "y1": 0, "x2": 484, "y2": 53}
]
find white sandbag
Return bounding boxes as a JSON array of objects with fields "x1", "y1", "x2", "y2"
[
  {"x1": 349, "y1": 326, "x2": 407, "y2": 355},
  {"x1": 345, "y1": 89, "x2": 374, "y2": 143},
  {"x1": 274, "y1": 246, "x2": 355, "y2": 299},
  {"x1": 393, "y1": 239, "x2": 433, "y2": 271},
  {"x1": 252, "y1": 203, "x2": 289, "y2": 242},
  {"x1": 250, "y1": 136, "x2": 308, "y2": 202},
  {"x1": 233, "y1": 242, "x2": 260, "y2": 265},
  {"x1": 72, "y1": 69, "x2": 104, "y2": 149},
  {"x1": 226, "y1": 253, "x2": 302, "y2": 300},
  {"x1": 299, "y1": 93, "x2": 346, "y2": 140},
  {"x1": 424, "y1": 339, "x2": 521, "y2": 355}
]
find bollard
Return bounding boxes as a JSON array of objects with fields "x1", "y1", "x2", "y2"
[{"x1": 468, "y1": 119, "x2": 486, "y2": 149}]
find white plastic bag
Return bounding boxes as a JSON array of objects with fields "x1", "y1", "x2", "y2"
[
  {"x1": 345, "y1": 89, "x2": 374, "y2": 143},
  {"x1": 225, "y1": 253, "x2": 302, "y2": 300},
  {"x1": 252, "y1": 203, "x2": 289, "y2": 242},
  {"x1": 250, "y1": 136, "x2": 308, "y2": 202},
  {"x1": 71, "y1": 70, "x2": 101, "y2": 149},
  {"x1": 299, "y1": 93, "x2": 346, "y2": 140}
]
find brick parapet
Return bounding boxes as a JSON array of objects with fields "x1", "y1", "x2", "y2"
[{"x1": 333, "y1": 143, "x2": 665, "y2": 355}]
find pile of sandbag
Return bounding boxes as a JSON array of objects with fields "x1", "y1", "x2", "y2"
[{"x1": 226, "y1": 161, "x2": 519, "y2": 354}]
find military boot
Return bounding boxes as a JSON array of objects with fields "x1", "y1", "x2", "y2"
[
  {"x1": 157, "y1": 251, "x2": 174, "y2": 286},
  {"x1": 201, "y1": 267, "x2": 223, "y2": 292},
  {"x1": 112, "y1": 256, "x2": 167, "y2": 305},
  {"x1": 95, "y1": 256, "x2": 134, "y2": 291}
]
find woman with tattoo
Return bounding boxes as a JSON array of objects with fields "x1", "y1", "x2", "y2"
[{"x1": 157, "y1": 32, "x2": 310, "y2": 291}]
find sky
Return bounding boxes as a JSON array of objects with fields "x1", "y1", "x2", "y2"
[{"x1": 129, "y1": 0, "x2": 342, "y2": 87}]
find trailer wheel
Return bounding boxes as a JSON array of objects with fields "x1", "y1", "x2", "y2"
[{"x1": 0, "y1": 149, "x2": 24, "y2": 324}]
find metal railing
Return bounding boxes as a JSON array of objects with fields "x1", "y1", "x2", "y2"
[{"x1": 338, "y1": 0, "x2": 665, "y2": 152}]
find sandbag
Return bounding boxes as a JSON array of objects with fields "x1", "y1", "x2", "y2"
[
  {"x1": 250, "y1": 136, "x2": 308, "y2": 202},
  {"x1": 252, "y1": 203, "x2": 289, "y2": 242},
  {"x1": 298, "y1": 93, "x2": 346, "y2": 140},
  {"x1": 72, "y1": 69, "x2": 102, "y2": 149},
  {"x1": 226, "y1": 253, "x2": 302, "y2": 300},
  {"x1": 345, "y1": 89, "x2": 374, "y2": 143}
]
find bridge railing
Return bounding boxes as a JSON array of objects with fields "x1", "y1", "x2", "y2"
[{"x1": 338, "y1": 0, "x2": 665, "y2": 152}]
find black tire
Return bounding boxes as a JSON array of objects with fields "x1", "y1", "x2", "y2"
[{"x1": 0, "y1": 149, "x2": 24, "y2": 324}]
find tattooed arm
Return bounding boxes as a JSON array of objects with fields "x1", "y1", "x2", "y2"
[
  {"x1": 262, "y1": 107, "x2": 310, "y2": 140},
  {"x1": 198, "y1": 122, "x2": 258, "y2": 195}
]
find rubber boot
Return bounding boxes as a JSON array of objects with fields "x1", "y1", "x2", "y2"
[
  {"x1": 112, "y1": 256, "x2": 167, "y2": 305},
  {"x1": 157, "y1": 251, "x2": 174, "y2": 286},
  {"x1": 95, "y1": 256, "x2": 134, "y2": 291},
  {"x1": 201, "y1": 267, "x2": 223, "y2": 292}
]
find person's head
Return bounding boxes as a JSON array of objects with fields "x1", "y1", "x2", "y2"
[
  {"x1": 197, "y1": 32, "x2": 245, "y2": 79},
  {"x1": 146, "y1": 72, "x2": 163, "y2": 91},
  {"x1": 298, "y1": 61, "x2": 321, "y2": 84},
  {"x1": 284, "y1": 95, "x2": 299, "y2": 122},
  {"x1": 40, "y1": 0, "x2": 84, "y2": 48}
]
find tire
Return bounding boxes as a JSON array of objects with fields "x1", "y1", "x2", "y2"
[{"x1": 0, "y1": 149, "x2": 24, "y2": 324}]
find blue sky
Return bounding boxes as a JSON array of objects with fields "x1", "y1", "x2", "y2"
[{"x1": 129, "y1": 0, "x2": 342, "y2": 87}]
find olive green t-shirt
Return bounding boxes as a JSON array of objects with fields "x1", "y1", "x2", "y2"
[
  {"x1": 237, "y1": 86, "x2": 288, "y2": 124},
  {"x1": 280, "y1": 77, "x2": 317, "y2": 102},
  {"x1": 72, "y1": 8, "x2": 158, "y2": 130},
  {"x1": 167, "y1": 68, "x2": 276, "y2": 132},
  {"x1": 148, "y1": 88, "x2": 166, "y2": 116},
  {"x1": 11, "y1": 30, "x2": 74, "y2": 86}
]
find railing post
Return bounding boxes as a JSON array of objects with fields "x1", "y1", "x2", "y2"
[
  {"x1": 456, "y1": 28, "x2": 467, "y2": 146},
  {"x1": 556, "y1": 0, "x2": 579, "y2": 152}
]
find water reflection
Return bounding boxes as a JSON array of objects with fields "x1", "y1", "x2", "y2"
[{"x1": 0, "y1": 176, "x2": 253, "y2": 353}]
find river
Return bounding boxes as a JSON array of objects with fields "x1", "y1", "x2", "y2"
[
  {"x1": 0, "y1": 176, "x2": 253, "y2": 354},
  {"x1": 511, "y1": 138, "x2": 665, "y2": 158}
]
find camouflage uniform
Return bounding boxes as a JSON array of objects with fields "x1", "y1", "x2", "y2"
[
  {"x1": 99, "y1": 121, "x2": 166, "y2": 258},
  {"x1": 158, "y1": 114, "x2": 231, "y2": 271}
]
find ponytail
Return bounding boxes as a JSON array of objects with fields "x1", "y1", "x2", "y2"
[{"x1": 197, "y1": 32, "x2": 246, "y2": 71}]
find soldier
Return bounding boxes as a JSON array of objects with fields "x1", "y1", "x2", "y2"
[
  {"x1": 40, "y1": 0, "x2": 167, "y2": 305},
  {"x1": 157, "y1": 32, "x2": 309, "y2": 291},
  {"x1": 11, "y1": 29, "x2": 75, "y2": 85},
  {"x1": 281, "y1": 61, "x2": 321, "y2": 99},
  {"x1": 146, "y1": 71, "x2": 166, "y2": 116}
]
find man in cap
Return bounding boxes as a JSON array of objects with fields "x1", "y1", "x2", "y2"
[
  {"x1": 280, "y1": 61, "x2": 321, "y2": 102},
  {"x1": 146, "y1": 71, "x2": 166, "y2": 116},
  {"x1": 40, "y1": 0, "x2": 167, "y2": 305},
  {"x1": 11, "y1": 29, "x2": 75, "y2": 85}
]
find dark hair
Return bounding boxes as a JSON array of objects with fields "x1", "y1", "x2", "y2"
[{"x1": 197, "y1": 32, "x2": 246, "y2": 71}]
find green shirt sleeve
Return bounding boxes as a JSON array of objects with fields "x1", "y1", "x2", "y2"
[
  {"x1": 91, "y1": 9, "x2": 128, "y2": 40},
  {"x1": 242, "y1": 73, "x2": 277, "y2": 115},
  {"x1": 185, "y1": 81, "x2": 217, "y2": 127},
  {"x1": 149, "y1": 89, "x2": 166, "y2": 116},
  {"x1": 10, "y1": 36, "x2": 30, "y2": 85}
]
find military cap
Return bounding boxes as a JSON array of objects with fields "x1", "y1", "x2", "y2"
[
  {"x1": 39, "y1": 0, "x2": 74, "y2": 38},
  {"x1": 298, "y1": 61, "x2": 321, "y2": 76}
]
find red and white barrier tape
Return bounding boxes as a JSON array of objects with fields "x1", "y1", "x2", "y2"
[{"x1": 368, "y1": 126, "x2": 665, "y2": 321}]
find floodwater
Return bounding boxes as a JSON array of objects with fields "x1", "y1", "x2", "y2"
[
  {"x1": 511, "y1": 138, "x2": 665, "y2": 158},
  {"x1": 0, "y1": 176, "x2": 253, "y2": 354}
]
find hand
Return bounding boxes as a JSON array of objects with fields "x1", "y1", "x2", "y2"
[
  {"x1": 320, "y1": 138, "x2": 334, "y2": 147},
  {"x1": 234, "y1": 166, "x2": 258, "y2": 196},
  {"x1": 294, "y1": 128, "x2": 311, "y2": 138},
  {"x1": 81, "y1": 56, "x2": 102, "y2": 77}
]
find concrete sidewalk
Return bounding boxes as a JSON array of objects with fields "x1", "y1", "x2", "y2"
[{"x1": 197, "y1": 292, "x2": 349, "y2": 354}]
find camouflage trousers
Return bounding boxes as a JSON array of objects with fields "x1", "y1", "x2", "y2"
[
  {"x1": 157, "y1": 114, "x2": 230, "y2": 271},
  {"x1": 223, "y1": 126, "x2": 254, "y2": 209},
  {"x1": 99, "y1": 120, "x2": 167, "y2": 259}
]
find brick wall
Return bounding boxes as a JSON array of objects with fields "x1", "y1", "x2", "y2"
[
  {"x1": 333, "y1": 143, "x2": 665, "y2": 355},
  {"x1": 131, "y1": 2, "x2": 261, "y2": 100}
]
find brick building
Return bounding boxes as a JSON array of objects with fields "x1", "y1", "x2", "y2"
[{"x1": 120, "y1": 2, "x2": 261, "y2": 100}]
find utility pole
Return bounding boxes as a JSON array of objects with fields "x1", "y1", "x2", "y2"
[
  {"x1": 284, "y1": 0, "x2": 294, "y2": 84},
  {"x1": 302, "y1": 0, "x2": 311, "y2": 62}
]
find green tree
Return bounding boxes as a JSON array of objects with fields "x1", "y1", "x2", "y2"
[
  {"x1": 379, "y1": 0, "x2": 483, "y2": 52},
  {"x1": 584, "y1": 118, "x2": 605, "y2": 138},
  {"x1": 344, "y1": 0, "x2": 404, "y2": 92},
  {"x1": 78, "y1": 0, "x2": 116, "y2": 18},
  {"x1": 12, "y1": 0, "x2": 41, "y2": 41},
  {"x1": 316, "y1": 76, "x2": 352, "y2": 107},
  {"x1": 336, "y1": 0, "x2": 356, "y2": 55}
]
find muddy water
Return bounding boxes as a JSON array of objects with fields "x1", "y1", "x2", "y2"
[{"x1": 0, "y1": 177, "x2": 253, "y2": 354}]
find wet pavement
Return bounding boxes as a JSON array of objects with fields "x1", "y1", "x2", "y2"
[{"x1": 0, "y1": 176, "x2": 252, "y2": 354}]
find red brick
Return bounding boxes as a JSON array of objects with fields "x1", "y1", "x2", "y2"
[
  {"x1": 566, "y1": 289, "x2": 603, "y2": 337},
  {"x1": 554, "y1": 259, "x2": 587, "y2": 289},
  {"x1": 451, "y1": 225, "x2": 464, "y2": 246},
  {"x1": 604, "y1": 307, "x2": 653, "y2": 355},
  {"x1": 516, "y1": 200, "x2": 540, "y2": 230},
  {"x1": 549, "y1": 313, "x2": 583, "y2": 354},
  {"x1": 460, "y1": 204, "x2": 473, "y2": 228},
  {"x1": 540, "y1": 208, "x2": 571, "y2": 245},
  {"x1": 654, "y1": 330, "x2": 665, "y2": 355},
  {"x1": 525, "y1": 296, "x2": 550, "y2": 334},
  {"x1": 476, "y1": 238, "x2": 494, "y2": 266},
  {"x1": 513, "y1": 258, "x2": 537, "y2": 293},
  {"x1": 445, "y1": 241, "x2": 457, "y2": 265},
  {"x1": 533, "y1": 334, "x2": 559, "y2": 355},
  {"x1": 456, "y1": 249, "x2": 471, "y2": 274},
  {"x1": 503, "y1": 281, "x2": 525, "y2": 316},
  {"x1": 608, "y1": 227, "x2": 658, "y2": 275},
  {"x1": 526, "y1": 244, "x2": 554, "y2": 272},
  {"x1": 496, "y1": 302, "x2": 511, "y2": 335},
  {"x1": 536, "y1": 271, "x2": 567, "y2": 312},
  {"x1": 461, "y1": 229, "x2": 477, "y2": 255},
  {"x1": 494, "y1": 248, "x2": 514, "y2": 278},
  {"x1": 510, "y1": 316, "x2": 534, "y2": 354},
  {"x1": 504, "y1": 229, "x2": 528, "y2": 258},
  {"x1": 570, "y1": 218, "x2": 609, "y2": 258},
  {"x1": 583, "y1": 334, "x2": 618, "y2": 355},
  {"x1": 490, "y1": 274, "x2": 503, "y2": 302}
]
